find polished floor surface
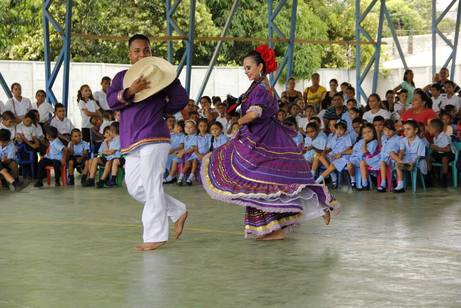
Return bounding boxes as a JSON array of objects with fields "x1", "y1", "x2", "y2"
[{"x1": 0, "y1": 183, "x2": 460, "y2": 307}]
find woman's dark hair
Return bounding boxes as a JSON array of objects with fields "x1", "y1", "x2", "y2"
[
  {"x1": 360, "y1": 122, "x2": 377, "y2": 140},
  {"x1": 244, "y1": 50, "x2": 266, "y2": 74},
  {"x1": 383, "y1": 119, "x2": 396, "y2": 131},
  {"x1": 413, "y1": 88, "x2": 431, "y2": 107},
  {"x1": 403, "y1": 69, "x2": 415, "y2": 87},
  {"x1": 128, "y1": 34, "x2": 150, "y2": 47},
  {"x1": 329, "y1": 79, "x2": 338, "y2": 85}
]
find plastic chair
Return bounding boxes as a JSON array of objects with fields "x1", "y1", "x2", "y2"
[
  {"x1": 45, "y1": 165, "x2": 67, "y2": 186},
  {"x1": 402, "y1": 157, "x2": 426, "y2": 193},
  {"x1": 431, "y1": 142, "x2": 461, "y2": 188},
  {"x1": 16, "y1": 144, "x2": 36, "y2": 179}
]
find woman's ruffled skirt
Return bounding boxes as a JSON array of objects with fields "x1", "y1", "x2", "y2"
[{"x1": 200, "y1": 134, "x2": 340, "y2": 238}]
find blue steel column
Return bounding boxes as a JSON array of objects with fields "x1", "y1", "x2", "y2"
[
  {"x1": 166, "y1": 0, "x2": 173, "y2": 63},
  {"x1": 195, "y1": 0, "x2": 240, "y2": 102},
  {"x1": 0, "y1": 73, "x2": 12, "y2": 98},
  {"x1": 184, "y1": 0, "x2": 196, "y2": 95},
  {"x1": 372, "y1": 1, "x2": 385, "y2": 94},
  {"x1": 432, "y1": 0, "x2": 437, "y2": 76},
  {"x1": 285, "y1": 0, "x2": 297, "y2": 84},
  {"x1": 355, "y1": 0, "x2": 362, "y2": 102},
  {"x1": 42, "y1": 0, "x2": 73, "y2": 110},
  {"x1": 450, "y1": 1, "x2": 461, "y2": 76}
]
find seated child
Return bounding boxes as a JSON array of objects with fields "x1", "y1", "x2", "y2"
[
  {"x1": 377, "y1": 120, "x2": 402, "y2": 192},
  {"x1": 16, "y1": 112, "x2": 40, "y2": 152},
  {"x1": 190, "y1": 119, "x2": 212, "y2": 183},
  {"x1": 34, "y1": 126, "x2": 67, "y2": 187},
  {"x1": 67, "y1": 128, "x2": 90, "y2": 185},
  {"x1": 176, "y1": 120, "x2": 198, "y2": 186},
  {"x1": 0, "y1": 111, "x2": 17, "y2": 140},
  {"x1": 50, "y1": 103, "x2": 74, "y2": 145},
  {"x1": 315, "y1": 121, "x2": 352, "y2": 188},
  {"x1": 164, "y1": 120, "x2": 185, "y2": 184},
  {"x1": 358, "y1": 123, "x2": 380, "y2": 190},
  {"x1": 427, "y1": 118, "x2": 455, "y2": 187},
  {"x1": 391, "y1": 120, "x2": 427, "y2": 193},
  {"x1": 210, "y1": 121, "x2": 228, "y2": 150},
  {"x1": 284, "y1": 116, "x2": 304, "y2": 149},
  {"x1": 0, "y1": 129, "x2": 20, "y2": 190},
  {"x1": 304, "y1": 122, "x2": 327, "y2": 168},
  {"x1": 99, "y1": 110, "x2": 115, "y2": 134}
]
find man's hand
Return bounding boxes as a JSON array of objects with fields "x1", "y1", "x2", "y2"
[{"x1": 127, "y1": 75, "x2": 151, "y2": 97}]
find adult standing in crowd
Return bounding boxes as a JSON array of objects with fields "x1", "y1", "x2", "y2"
[
  {"x1": 5, "y1": 83, "x2": 32, "y2": 124},
  {"x1": 303, "y1": 73, "x2": 326, "y2": 113},
  {"x1": 93, "y1": 76, "x2": 112, "y2": 111},
  {"x1": 281, "y1": 77, "x2": 302, "y2": 104}
]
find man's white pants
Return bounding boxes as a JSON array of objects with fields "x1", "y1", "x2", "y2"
[{"x1": 125, "y1": 143, "x2": 186, "y2": 243}]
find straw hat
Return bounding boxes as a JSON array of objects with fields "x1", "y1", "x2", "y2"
[{"x1": 123, "y1": 56, "x2": 177, "y2": 103}]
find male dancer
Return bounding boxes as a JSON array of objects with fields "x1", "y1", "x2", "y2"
[{"x1": 108, "y1": 34, "x2": 188, "y2": 251}]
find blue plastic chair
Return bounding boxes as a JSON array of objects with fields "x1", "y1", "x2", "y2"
[
  {"x1": 16, "y1": 144, "x2": 36, "y2": 178},
  {"x1": 402, "y1": 157, "x2": 426, "y2": 193}
]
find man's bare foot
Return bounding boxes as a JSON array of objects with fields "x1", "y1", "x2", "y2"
[
  {"x1": 175, "y1": 211, "x2": 188, "y2": 240},
  {"x1": 323, "y1": 210, "x2": 331, "y2": 225},
  {"x1": 136, "y1": 242, "x2": 166, "y2": 252},
  {"x1": 256, "y1": 229, "x2": 285, "y2": 241}
]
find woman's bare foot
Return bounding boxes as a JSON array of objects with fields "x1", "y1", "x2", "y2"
[
  {"x1": 136, "y1": 241, "x2": 166, "y2": 252},
  {"x1": 256, "y1": 229, "x2": 285, "y2": 241},
  {"x1": 175, "y1": 211, "x2": 188, "y2": 239},
  {"x1": 323, "y1": 210, "x2": 331, "y2": 225}
]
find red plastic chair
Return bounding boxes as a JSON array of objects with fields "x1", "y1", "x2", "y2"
[{"x1": 45, "y1": 165, "x2": 67, "y2": 186}]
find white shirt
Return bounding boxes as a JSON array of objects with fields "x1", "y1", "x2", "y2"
[
  {"x1": 431, "y1": 95, "x2": 447, "y2": 113},
  {"x1": 296, "y1": 115, "x2": 309, "y2": 131},
  {"x1": 93, "y1": 90, "x2": 110, "y2": 111},
  {"x1": 35, "y1": 124, "x2": 45, "y2": 139},
  {"x1": 0, "y1": 122, "x2": 16, "y2": 140},
  {"x1": 50, "y1": 116, "x2": 74, "y2": 135},
  {"x1": 216, "y1": 116, "x2": 228, "y2": 132},
  {"x1": 5, "y1": 97, "x2": 33, "y2": 118},
  {"x1": 16, "y1": 122, "x2": 36, "y2": 141},
  {"x1": 34, "y1": 102, "x2": 54, "y2": 123},
  {"x1": 78, "y1": 99, "x2": 100, "y2": 128},
  {"x1": 99, "y1": 120, "x2": 113, "y2": 134},
  {"x1": 362, "y1": 109, "x2": 391, "y2": 123},
  {"x1": 440, "y1": 94, "x2": 461, "y2": 111}
]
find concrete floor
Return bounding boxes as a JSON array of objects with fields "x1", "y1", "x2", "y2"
[{"x1": 0, "y1": 184, "x2": 460, "y2": 308}]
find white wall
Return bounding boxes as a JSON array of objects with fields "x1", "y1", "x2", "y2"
[{"x1": 1, "y1": 60, "x2": 459, "y2": 127}]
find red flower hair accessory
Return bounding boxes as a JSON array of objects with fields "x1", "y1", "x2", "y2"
[{"x1": 255, "y1": 45, "x2": 277, "y2": 74}]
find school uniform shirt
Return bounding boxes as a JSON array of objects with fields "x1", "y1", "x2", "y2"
[
  {"x1": 399, "y1": 136, "x2": 426, "y2": 164},
  {"x1": 216, "y1": 116, "x2": 228, "y2": 132},
  {"x1": 328, "y1": 134, "x2": 352, "y2": 171},
  {"x1": 69, "y1": 140, "x2": 90, "y2": 156},
  {"x1": 184, "y1": 134, "x2": 198, "y2": 161},
  {"x1": 363, "y1": 140, "x2": 380, "y2": 170},
  {"x1": 433, "y1": 132, "x2": 454, "y2": 153},
  {"x1": 35, "y1": 124, "x2": 44, "y2": 140},
  {"x1": 304, "y1": 132, "x2": 327, "y2": 162},
  {"x1": 296, "y1": 115, "x2": 309, "y2": 131},
  {"x1": 78, "y1": 99, "x2": 100, "y2": 128},
  {"x1": 362, "y1": 109, "x2": 391, "y2": 123},
  {"x1": 326, "y1": 132, "x2": 338, "y2": 150},
  {"x1": 170, "y1": 133, "x2": 185, "y2": 150},
  {"x1": 34, "y1": 102, "x2": 54, "y2": 123},
  {"x1": 292, "y1": 132, "x2": 304, "y2": 147},
  {"x1": 349, "y1": 129, "x2": 359, "y2": 144},
  {"x1": 380, "y1": 135, "x2": 402, "y2": 163},
  {"x1": 440, "y1": 94, "x2": 461, "y2": 111},
  {"x1": 212, "y1": 134, "x2": 228, "y2": 150},
  {"x1": 196, "y1": 133, "x2": 212, "y2": 154},
  {"x1": 16, "y1": 123, "x2": 36, "y2": 141},
  {"x1": 0, "y1": 122, "x2": 16, "y2": 140},
  {"x1": 349, "y1": 139, "x2": 365, "y2": 166},
  {"x1": 50, "y1": 117, "x2": 74, "y2": 135},
  {"x1": 106, "y1": 136, "x2": 121, "y2": 160},
  {"x1": 0, "y1": 141, "x2": 16, "y2": 160},
  {"x1": 5, "y1": 97, "x2": 32, "y2": 118},
  {"x1": 93, "y1": 90, "x2": 111, "y2": 111},
  {"x1": 341, "y1": 112, "x2": 353, "y2": 132},
  {"x1": 431, "y1": 95, "x2": 448, "y2": 113},
  {"x1": 99, "y1": 120, "x2": 113, "y2": 134},
  {"x1": 46, "y1": 138, "x2": 64, "y2": 161}
]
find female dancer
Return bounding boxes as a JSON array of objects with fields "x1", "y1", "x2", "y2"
[{"x1": 200, "y1": 45, "x2": 339, "y2": 241}]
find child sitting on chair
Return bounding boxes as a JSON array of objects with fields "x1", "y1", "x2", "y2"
[
  {"x1": 0, "y1": 129, "x2": 20, "y2": 191},
  {"x1": 67, "y1": 128, "x2": 90, "y2": 186},
  {"x1": 34, "y1": 126, "x2": 67, "y2": 187}
]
